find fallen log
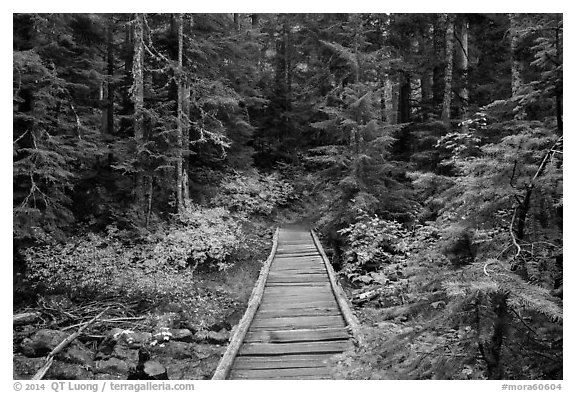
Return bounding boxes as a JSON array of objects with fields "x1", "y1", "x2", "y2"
[
  {"x1": 32, "y1": 307, "x2": 109, "y2": 380},
  {"x1": 352, "y1": 289, "x2": 380, "y2": 304},
  {"x1": 14, "y1": 312, "x2": 41, "y2": 326}
]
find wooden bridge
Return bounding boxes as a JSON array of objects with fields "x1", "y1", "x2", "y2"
[{"x1": 212, "y1": 227, "x2": 362, "y2": 380}]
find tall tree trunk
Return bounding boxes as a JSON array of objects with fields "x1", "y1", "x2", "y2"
[
  {"x1": 182, "y1": 82, "x2": 190, "y2": 205},
  {"x1": 432, "y1": 14, "x2": 445, "y2": 118},
  {"x1": 554, "y1": 16, "x2": 563, "y2": 133},
  {"x1": 275, "y1": 14, "x2": 292, "y2": 141},
  {"x1": 352, "y1": 14, "x2": 361, "y2": 84},
  {"x1": 175, "y1": 13, "x2": 184, "y2": 213},
  {"x1": 182, "y1": 15, "x2": 194, "y2": 205},
  {"x1": 421, "y1": 70, "x2": 433, "y2": 121},
  {"x1": 285, "y1": 17, "x2": 292, "y2": 117},
  {"x1": 121, "y1": 16, "x2": 134, "y2": 134},
  {"x1": 398, "y1": 71, "x2": 411, "y2": 123},
  {"x1": 456, "y1": 16, "x2": 469, "y2": 130},
  {"x1": 419, "y1": 28, "x2": 433, "y2": 121},
  {"x1": 509, "y1": 13, "x2": 522, "y2": 97},
  {"x1": 391, "y1": 80, "x2": 399, "y2": 125},
  {"x1": 379, "y1": 73, "x2": 387, "y2": 123},
  {"x1": 376, "y1": 15, "x2": 387, "y2": 123},
  {"x1": 441, "y1": 14, "x2": 455, "y2": 125},
  {"x1": 132, "y1": 13, "x2": 145, "y2": 209},
  {"x1": 106, "y1": 15, "x2": 115, "y2": 134}
]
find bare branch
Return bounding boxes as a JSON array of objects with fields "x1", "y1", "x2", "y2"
[{"x1": 509, "y1": 207, "x2": 521, "y2": 260}]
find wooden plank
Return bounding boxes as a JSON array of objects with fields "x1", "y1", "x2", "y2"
[
  {"x1": 267, "y1": 276, "x2": 329, "y2": 283},
  {"x1": 233, "y1": 354, "x2": 332, "y2": 369},
  {"x1": 264, "y1": 284, "x2": 331, "y2": 290},
  {"x1": 244, "y1": 327, "x2": 350, "y2": 343},
  {"x1": 270, "y1": 264, "x2": 326, "y2": 269},
  {"x1": 229, "y1": 367, "x2": 333, "y2": 379},
  {"x1": 268, "y1": 271, "x2": 327, "y2": 277},
  {"x1": 270, "y1": 267, "x2": 325, "y2": 272},
  {"x1": 250, "y1": 315, "x2": 346, "y2": 329},
  {"x1": 259, "y1": 295, "x2": 336, "y2": 304},
  {"x1": 264, "y1": 283, "x2": 332, "y2": 290},
  {"x1": 234, "y1": 353, "x2": 332, "y2": 364},
  {"x1": 261, "y1": 295, "x2": 335, "y2": 302},
  {"x1": 231, "y1": 374, "x2": 332, "y2": 380},
  {"x1": 270, "y1": 266, "x2": 324, "y2": 270},
  {"x1": 273, "y1": 258, "x2": 323, "y2": 262},
  {"x1": 239, "y1": 340, "x2": 352, "y2": 355},
  {"x1": 262, "y1": 291, "x2": 332, "y2": 296},
  {"x1": 275, "y1": 253, "x2": 319, "y2": 257},
  {"x1": 252, "y1": 308, "x2": 341, "y2": 319},
  {"x1": 276, "y1": 246, "x2": 317, "y2": 250},
  {"x1": 262, "y1": 293, "x2": 335, "y2": 300},
  {"x1": 262, "y1": 292, "x2": 334, "y2": 299},
  {"x1": 276, "y1": 247, "x2": 314, "y2": 251},
  {"x1": 258, "y1": 300, "x2": 339, "y2": 310},
  {"x1": 211, "y1": 228, "x2": 279, "y2": 380},
  {"x1": 273, "y1": 259, "x2": 324, "y2": 264},
  {"x1": 265, "y1": 282, "x2": 330, "y2": 287},
  {"x1": 267, "y1": 275, "x2": 327, "y2": 281},
  {"x1": 257, "y1": 301, "x2": 340, "y2": 310}
]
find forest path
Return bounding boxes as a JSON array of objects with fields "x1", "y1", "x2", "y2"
[{"x1": 213, "y1": 227, "x2": 359, "y2": 380}]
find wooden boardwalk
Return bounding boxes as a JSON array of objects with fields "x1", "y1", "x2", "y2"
[{"x1": 212, "y1": 227, "x2": 361, "y2": 380}]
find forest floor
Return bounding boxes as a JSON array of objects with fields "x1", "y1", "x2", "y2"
[{"x1": 13, "y1": 219, "x2": 275, "y2": 380}]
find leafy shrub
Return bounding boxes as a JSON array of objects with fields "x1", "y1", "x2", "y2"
[
  {"x1": 24, "y1": 205, "x2": 242, "y2": 300},
  {"x1": 338, "y1": 211, "x2": 409, "y2": 277},
  {"x1": 152, "y1": 205, "x2": 243, "y2": 271},
  {"x1": 211, "y1": 171, "x2": 295, "y2": 215}
]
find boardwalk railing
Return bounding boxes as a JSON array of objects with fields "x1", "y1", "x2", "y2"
[{"x1": 212, "y1": 227, "x2": 361, "y2": 380}]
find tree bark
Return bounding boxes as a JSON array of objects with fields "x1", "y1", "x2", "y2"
[
  {"x1": 391, "y1": 80, "x2": 399, "y2": 125},
  {"x1": 352, "y1": 14, "x2": 362, "y2": 84},
  {"x1": 398, "y1": 71, "x2": 411, "y2": 123},
  {"x1": 176, "y1": 13, "x2": 184, "y2": 213},
  {"x1": 120, "y1": 15, "x2": 134, "y2": 134},
  {"x1": 421, "y1": 70, "x2": 433, "y2": 121},
  {"x1": 456, "y1": 16, "x2": 469, "y2": 129},
  {"x1": 509, "y1": 13, "x2": 522, "y2": 97},
  {"x1": 441, "y1": 14, "x2": 454, "y2": 125},
  {"x1": 432, "y1": 14, "x2": 445, "y2": 117},
  {"x1": 182, "y1": 82, "x2": 190, "y2": 205},
  {"x1": 106, "y1": 14, "x2": 115, "y2": 135},
  {"x1": 132, "y1": 13, "x2": 145, "y2": 208},
  {"x1": 554, "y1": 16, "x2": 563, "y2": 133},
  {"x1": 419, "y1": 24, "x2": 433, "y2": 121},
  {"x1": 379, "y1": 73, "x2": 387, "y2": 123},
  {"x1": 275, "y1": 14, "x2": 292, "y2": 140}
]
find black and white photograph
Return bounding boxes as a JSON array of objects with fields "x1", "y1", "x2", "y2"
[{"x1": 11, "y1": 8, "x2": 564, "y2": 386}]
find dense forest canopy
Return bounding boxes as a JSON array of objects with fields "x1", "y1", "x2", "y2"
[{"x1": 13, "y1": 13, "x2": 562, "y2": 380}]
